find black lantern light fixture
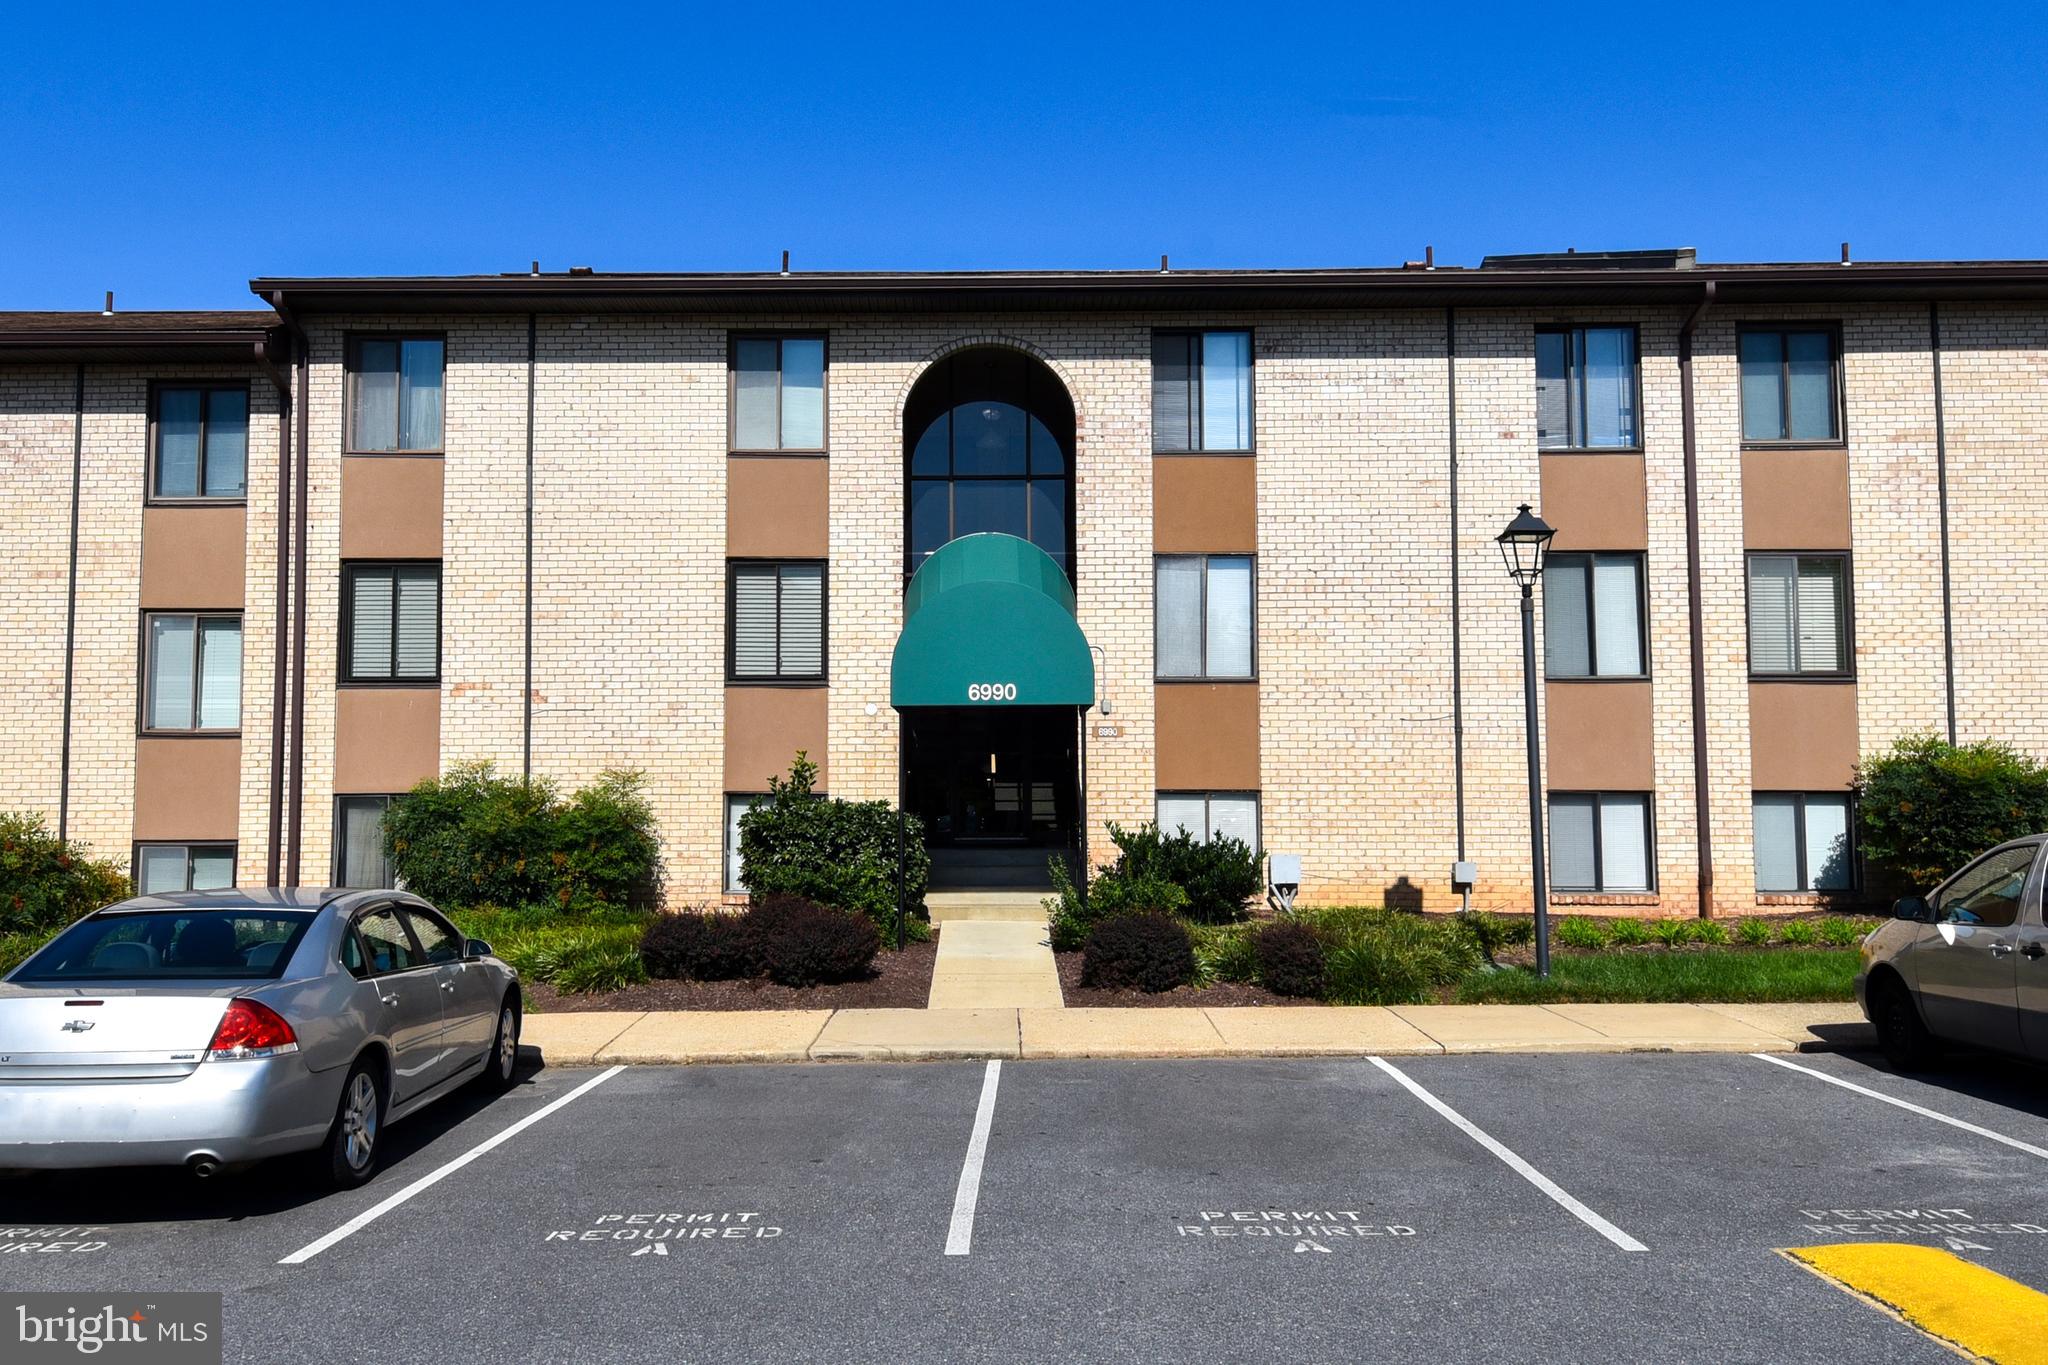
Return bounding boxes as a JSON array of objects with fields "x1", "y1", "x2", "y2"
[{"x1": 1498, "y1": 503, "x2": 1558, "y2": 977}]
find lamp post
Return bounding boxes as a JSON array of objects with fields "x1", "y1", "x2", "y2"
[{"x1": 1497, "y1": 504, "x2": 1558, "y2": 978}]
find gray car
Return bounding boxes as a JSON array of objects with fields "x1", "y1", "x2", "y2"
[
  {"x1": 0, "y1": 888, "x2": 521, "y2": 1188},
  {"x1": 1858, "y1": 835, "x2": 2048, "y2": 1068}
]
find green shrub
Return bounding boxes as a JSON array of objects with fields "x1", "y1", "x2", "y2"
[
  {"x1": 447, "y1": 906, "x2": 647, "y2": 988},
  {"x1": 1253, "y1": 920, "x2": 1326, "y2": 998},
  {"x1": 1736, "y1": 918, "x2": 1773, "y2": 946},
  {"x1": 1187, "y1": 922, "x2": 1259, "y2": 985},
  {"x1": 1081, "y1": 913, "x2": 1196, "y2": 993},
  {"x1": 1647, "y1": 919, "x2": 1693, "y2": 947},
  {"x1": 0, "y1": 812, "x2": 131, "y2": 938},
  {"x1": 1609, "y1": 917, "x2": 1652, "y2": 947},
  {"x1": 551, "y1": 942, "x2": 648, "y2": 995},
  {"x1": 1303, "y1": 907, "x2": 1485, "y2": 1006},
  {"x1": 1103, "y1": 822, "x2": 1262, "y2": 925},
  {"x1": 1693, "y1": 920, "x2": 1731, "y2": 946},
  {"x1": 1816, "y1": 915, "x2": 1866, "y2": 947},
  {"x1": 1856, "y1": 736, "x2": 2048, "y2": 889},
  {"x1": 641, "y1": 910, "x2": 753, "y2": 980},
  {"x1": 738, "y1": 755, "x2": 929, "y2": 924},
  {"x1": 1046, "y1": 855, "x2": 1186, "y2": 952},
  {"x1": 385, "y1": 764, "x2": 660, "y2": 913},
  {"x1": 1464, "y1": 911, "x2": 1535, "y2": 954},
  {"x1": 744, "y1": 895, "x2": 880, "y2": 987},
  {"x1": 1779, "y1": 919, "x2": 1819, "y2": 946},
  {"x1": 1555, "y1": 917, "x2": 1612, "y2": 951},
  {"x1": 0, "y1": 930, "x2": 45, "y2": 976}
]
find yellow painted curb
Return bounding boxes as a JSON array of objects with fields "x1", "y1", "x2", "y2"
[{"x1": 1785, "y1": 1242, "x2": 2048, "y2": 1363}]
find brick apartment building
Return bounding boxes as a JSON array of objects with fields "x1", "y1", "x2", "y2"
[{"x1": 3, "y1": 249, "x2": 2045, "y2": 915}]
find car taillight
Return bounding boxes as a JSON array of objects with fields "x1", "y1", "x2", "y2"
[{"x1": 206, "y1": 999, "x2": 299, "y2": 1059}]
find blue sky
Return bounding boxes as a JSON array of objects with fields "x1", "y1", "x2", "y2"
[{"x1": 4, "y1": 2, "x2": 2044, "y2": 309}]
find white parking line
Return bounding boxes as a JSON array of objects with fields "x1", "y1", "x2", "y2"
[
  {"x1": 944, "y1": 1060, "x2": 1003, "y2": 1256},
  {"x1": 1751, "y1": 1052, "x2": 2048, "y2": 1161},
  {"x1": 280, "y1": 1065, "x2": 626, "y2": 1265},
  {"x1": 1368, "y1": 1056, "x2": 1647, "y2": 1253}
]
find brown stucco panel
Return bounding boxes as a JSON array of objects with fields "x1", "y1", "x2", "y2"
[
  {"x1": 728, "y1": 456, "x2": 829, "y2": 558},
  {"x1": 334, "y1": 689, "x2": 442, "y2": 793},
  {"x1": 1749, "y1": 683, "x2": 1858, "y2": 790},
  {"x1": 1742, "y1": 449, "x2": 1851, "y2": 550},
  {"x1": 1155, "y1": 682, "x2": 1260, "y2": 790},
  {"x1": 1544, "y1": 681, "x2": 1655, "y2": 790},
  {"x1": 140, "y1": 506, "x2": 245, "y2": 608},
  {"x1": 341, "y1": 456, "x2": 445, "y2": 559},
  {"x1": 133, "y1": 736, "x2": 241, "y2": 840},
  {"x1": 725, "y1": 686, "x2": 828, "y2": 791},
  {"x1": 1153, "y1": 457, "x2": 1256, "y2": 553},
  {"x1": 1539, "y1": 454, "x2": 1647, "y2": 551}
]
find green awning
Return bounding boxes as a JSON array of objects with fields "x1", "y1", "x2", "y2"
[{"x1": 891, "y1": 533, "x2": 1095, "y2": 709}]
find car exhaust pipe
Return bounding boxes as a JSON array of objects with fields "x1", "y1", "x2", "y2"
[{"x1": 187, "y1": 1155, "x2": 223, "y2": 1180}]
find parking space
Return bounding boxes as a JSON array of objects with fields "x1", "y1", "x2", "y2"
[{"x1": 11, "y1": 1048, "x2": 2048, "y2": 1361}]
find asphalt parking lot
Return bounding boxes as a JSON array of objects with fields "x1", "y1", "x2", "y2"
[{"x1": 7, "y1": 1047, "x2": 2048, "y2": 1363}]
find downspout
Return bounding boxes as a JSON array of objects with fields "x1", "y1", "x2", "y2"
[
  {"x1": 1929, "y1": 302, "x2": 1957, "y2": 744},
  {"x1": 524, "y1": 312, "x2": 536, "y2": 780},
  {"x1": 269, "y1": 291, "x2": 310, "y2": 887},
  {"x1": 1446, "y1": 307, "x2": 1468, "y2": 910},
  {"x1": 257, "y1": 326, "x2": 295, "y2": 884},
  {"x1": 1678, "y1": 281, "x2": 1716, "y2": 918},
  {"x1": 58, "y1": 364, "x2": 84, "y2": 842}
]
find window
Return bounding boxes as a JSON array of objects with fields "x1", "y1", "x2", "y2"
[
  {"x1": 728, "y1": 562, "x2": 825, "y2": 681},
  {"x1": 1747, "y1": 554, "x2": 1850, "y2": 676},
  {"x1": 1740, "y1": 327, "x2": 1841, "y2": 443},
  {"x1": 731, "y1": 335, "x2": 826, "y2": 451},
  {"x1": 1934, "y1": 843, "x2": 2039, "y2": 929},
  {"x1": 134, "y1": 842, "x2": 236, "y2": 894},
  {"x1": 1753, "y1": 792, "x2": 1853, "y2": 893},
  {"x1": 347, "y1": 337, "x2": 445, "y2": 453},
  {"x1": 344, "y1": 563, "x2": 441, "y2": 683},
  {"x1": 143, "y1": 613, "x2": 241, "y2": 731},
  {"x1": 726, "y1": 794, "x2": 764, "y2": 893},
  {"x1": 151, "y1": 384, "x2": 248, "y2": 499},
  {"x1": 350, "y1": 907, "x2": 423, "y2": 975},
  {"x1": 1153, "y1": 330, "x2": 1253, "y2": 452},
  {"x1": 1544, "y1": 553, "x2": 1645, "y2": 678},
  {"x1": 1536, "y1": 326, "x2": 1639, "y2": 450},
  {"x1": 1155, "y1": 555, "x2": 1254, "y2": 680},
  {"x1": 1156, "y1": 792, "x2": 1259, "y2": 851},
  {"x1": 401, "y1": 907, "x2": 462, "y2": 965},
  {"x1": 334, "y1": 795, "x2": 397, "y2": 889},
  {"x1": 1549, "y1": 793, "x2": 1654, "y2": 893}
]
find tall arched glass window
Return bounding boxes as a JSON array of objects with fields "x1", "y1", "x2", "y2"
[{"x1": 905, "y1": 348, "x2": 1075, "y2": 579}]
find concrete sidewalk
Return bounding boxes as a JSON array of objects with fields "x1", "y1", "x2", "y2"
[{"x1": 524, "y1": 1000, "x2": 1873, "y2": 1065}]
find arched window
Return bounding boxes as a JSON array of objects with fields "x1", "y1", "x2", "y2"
[{"x1": 904, "y1": 347, "x2": 1075, "y2": 578}]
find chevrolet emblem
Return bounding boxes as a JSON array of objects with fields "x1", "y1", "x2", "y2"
[{"x1": 61, "y1": 1018, "x2": 95, "y2": 1033}]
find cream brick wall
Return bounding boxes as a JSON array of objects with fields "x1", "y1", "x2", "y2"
[{"x1": 0, "y1": 368, "x2": 77, "y2": 833}]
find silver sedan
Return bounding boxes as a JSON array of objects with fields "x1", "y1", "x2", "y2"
[{"x1": 0, "y1": 888, "x2": 521, "y2": 1187}]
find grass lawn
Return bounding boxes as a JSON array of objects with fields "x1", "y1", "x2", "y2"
[{"x1": 1453, "y1": 948, "x2": 1860, "y2": 1004}]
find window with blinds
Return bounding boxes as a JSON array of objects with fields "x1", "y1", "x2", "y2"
[
  {"x1": 1739, "y1": 327, "x2": 1841, "y2": 443},
  {"x1": 1155, "y1": 555, "x2": 1254, "y2": 680},
  {"x1": 152, "y1": 384, "x2": 249, "y2": 500},
  {"x1": 728, "y1": 562, "x2": 826, "y2": 681},
  {"x1": 1152, "y1": 330, "x2": 1253, "y2": 452},
  {"x1": 1535, "y1": 326, "x2": 1639, "y2": 450},
  {"x1": 1549, "y1": 792, "x2": 1654, "y2": 893},
  {"x1": 144, "y1": 613, "x2": 241, "y2": 731},
  {"x1": 135, "y1": 843, "x2": 236, "y2": 894},
  {"x1": 1157, "y1": 792, "x2": 1260, "y2": 851},
  {"x1": 335, "y1": 795, "x2": 397, "y2": 889},
  {"x1": 731, "y1": 335, "x2": 827, "y2": 451},
  {"x1": 1543, "y1": 553, "x2": 1645, "y2": 677},
  {"x1": 1753, "y1": 792, "x2": 1854, "y2": 893},
  {"x1": 1747, "y1": 554, "x2": 1849, "y2": 676},
  {"x1": 344, "y1": 563, "x2": 441, "y2": 683},
  {"x1": 347, "y1": 337, "x2": 445, "y2": 453}
]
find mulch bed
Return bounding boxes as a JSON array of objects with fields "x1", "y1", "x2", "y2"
[
  {"x1": 528, "y1": 940, "x2": 937, "y2": 1013},
  {"x1": 1055, "y1": 951, "x2": 1312, "y2": 1008}
]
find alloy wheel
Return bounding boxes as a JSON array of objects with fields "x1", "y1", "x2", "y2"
[{"x1": 342, "y1": 1072, "x2": 379, "y2": 1171}]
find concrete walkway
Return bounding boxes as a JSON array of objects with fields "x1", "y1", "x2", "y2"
[
  {"x1": 926, "y1": 920, "x2": 1064, "y2": 1009},
  {"x1": 525, "y1": 1001, "x2": 1873, "y2": 1065}
]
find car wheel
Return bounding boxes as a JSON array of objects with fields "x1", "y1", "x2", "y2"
[
  {"x1": 479, "y1": 1000, "x2": 520, "y2": 1092},
  {"x1": 1871, "y1": 975, "x2": 1940, "y2": 1071},
  {"x1": 324, "y1": 1059, "x2": 386, "y2": 1189}
]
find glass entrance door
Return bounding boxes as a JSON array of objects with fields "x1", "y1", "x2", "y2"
[{"x1": 904, "y1": 707, "x2": 1076, "y2": 847}]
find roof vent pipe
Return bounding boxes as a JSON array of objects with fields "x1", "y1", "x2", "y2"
[
  {"x1": 1841, "y1": 241, "x2": 1852, "y2": 265},
  {"x1": 101, "y1": 291, "x2": 112, "y2": 315},
  {"x1": 530, "y1": 260, "x2": 539, "y2": 276},
  {"x1": 781, "y1": 250, "x2": 790, "y2": 276},
  {"x1": 1160, "y1": 254, "x2": 1169, "y2": 274}
]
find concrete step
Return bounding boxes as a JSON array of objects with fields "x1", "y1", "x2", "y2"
[
  {"x1": 926, "y1": 890, "x2": 1053, "y2": 923},
  {"x1": 928, "y1": 921, "x2": 1063, "y2": 1009}
]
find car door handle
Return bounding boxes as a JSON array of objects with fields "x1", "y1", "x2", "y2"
[
  {"x1": 440, "y1": 981, "x2": 457, "y2": 992},
  {"x1": 2025, "y1": 942, "x2": 2047, "y2": 960},
  {"x1": 379, "y1": 993, "x2": 400, "y2": 1006},
  {"x1": 1991, "y1": 943, "x2": 2015, "y2": 957}
]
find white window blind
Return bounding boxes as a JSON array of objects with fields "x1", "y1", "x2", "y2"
[
  {"x1": 778, "y1": 565, "x2": 824, "y2": 676},
  {"x1": 156, "y1": 389, "x2": 203, "y2": 497},
  {"x1": 149, "y1": 616, "x2": 196, "y2": 730},
  {"x1": 1157, "y1": 793, "x2": 1259, "y2": 851},
  {"x1": 349, "y1": 565, "x2": 439, "y2": 681},
  {"x1": 1805, "y1": 795, "x2": 1852, "y2": 890},
  {"x1": 1796, "y1": 559, "x2": 1844, "y2": 672},
  {"x1": 731, "y1": 563, "x2": 824, "y2": 679},
  {"x1": 137, "y1": 846, "x2": 188, "y2": 895},
  {"x1": 731, "y1": 566, "x2": 780, "y2": 676},
  {"x1": 196, "y1": 619, "x2": 242, "y2": 729},
  {"x1": 189, "y1": 848, "x2": 236, "y2": 891},
  {"x1": 1205, "y1": 556, "x2": 1254, "y2": 678},
  {"x1": 1210, "y1": 795, "x2": 1259, "y2": 850},
  {"x1": 1551, "y1": 792, "x2": 1650, "y2": 892},
  {"x1": 351, "y1": 572, "x2": 395, "y2": 678},
  {"x1": 1550, "y1": 796, "x2": 1598, "y2": 891},
  {"x1": 1155, "y1": 558, "x2": 1205, "y2": 677},
  {"x1": 1592, "y1": 555, "x2": 1642, "y2": 676},
  {"x1": 1752, "y1": 794, "x2": 1802, "y2": 892},
  {"x1": 1748, "y1": 556, "x2": 1797, "y2": 674},
  {"x1": 1599, "y1": 795, "x2": 1652, "y2": 892},
  {"x1": 1156, "y1": 795, "x2": 1206, "y2": 841},
  {"x1": 393, "y1": 570, "x2": 439, "y2": 679},
  {"x1": 726, "y1": 795, "x2": 762, "y2": 892},
  {"x1": 1750, "y1": 555, "x2": 1846, "y2": 674},
  {"x1": 1543, "y1": 558, "x2": 1591, "y2": 676},
  {"x1": 1544, "y1": 554, "x2": 1641, "y2": 678},
  {"x1": 780, "y1": 339, "x2": 825, "y2": 448},
  {"x1": 733, "y1": 339, "x2": 779, "y2": 449}
]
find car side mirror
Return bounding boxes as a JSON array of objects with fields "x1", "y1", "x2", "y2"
[
  {"x1": 1892, "y1": 897, "x2": 1931, "y2": 923},
  {"x1": 464, "y1": 938, "x2": 493, "y2": 960}
]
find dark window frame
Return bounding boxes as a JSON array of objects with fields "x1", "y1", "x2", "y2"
[
  {"x1": 1549, "y1": 791, "x2": 1658, "y2": 894},
  {"x1": 725, "y1": 559, "x2": 829, "y2": 684},
  {"x1": 1543, "y1": 550, "x2": 1651, "y2": 680},
  {"x1": 728, "y1": 332, "x2": 830, "y2": 455},
  {"x1": 340, "y1": 560, "x2": 444, "y2": 687},
  {"x1": 1155, "y1": 790, "x2": 1262, "y2": 852},
  {"x1": 333, "y1": 794, "x2": 400, "y2": 888},
  {"x1": 1752, "y1": 790, "x2": 1860, "y2": 894},
  {"x1": 1534, "y1": 323, "x2": 1644, "y2": 454},
  {"x1": 1154, "y1": 553, "x2": 1258, "y2": 682},
  {"x1": 1151, "y1": 327, "x2": 1257, "y2": 455},
  {"x1": 146, "y1": 380, "x2": 252, "y2": 504},
  {"x1": 344, "y1": 332, "x2": 449, "y2": 457},
  {"x1": 1737, "y1": 323, "x2": 1847, "y2": 448},
  {"x1": 1743, "y1": 549, "x2": 1856, "y2": 682},
  {"x1": 131, "y1": 840, "x2": 238, "y2": 893},
  {"x1": 344, "y1": 902, "x2": 433, "y2": 979},
  {"x1": 138, "y1": 610, "x2": 243, "y2": 736}
]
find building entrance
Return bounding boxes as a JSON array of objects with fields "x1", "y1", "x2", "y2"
[{"x1": 902, "y1": 706, "x2": 1078, "y2": 849}]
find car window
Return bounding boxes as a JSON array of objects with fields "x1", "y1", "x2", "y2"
[
  {"x1": 340, "y1": 929, "x2": 368, "y2": 978},
  {"x1": 11, "y1": 910, "x2": 312, "y2": 982},
  {"x1": 353, "y1": 907, "x2": 423, "y2": 974},
  {"x1": 403, "y1": 908, "x2": 461, "y2": 965},
  {"x1": 1939, "y1": 845, "x2": 2038, "y2": 929}
]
